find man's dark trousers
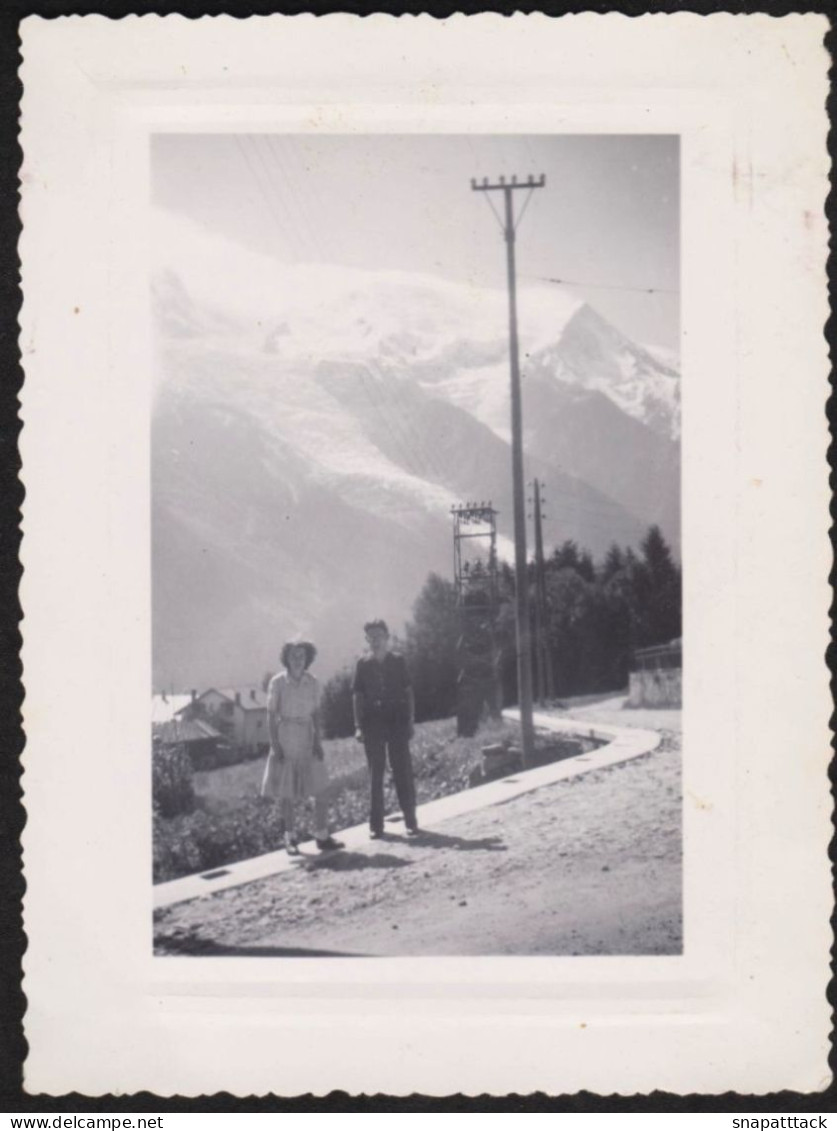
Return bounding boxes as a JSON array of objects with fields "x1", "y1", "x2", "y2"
[{"x1": 363, "y1": 720, "x2": 417, "y2": 834}]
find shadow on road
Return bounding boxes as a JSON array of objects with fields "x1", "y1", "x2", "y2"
[
  {"x1": 412, "y1": 831, "x2": 507, "y2": 852},
  {"x1": 155, "y1": 937, "x2": 369, "y2": 958},
  {"x1": 312, "y1": 851, "x2": 412, "y2": 872}
]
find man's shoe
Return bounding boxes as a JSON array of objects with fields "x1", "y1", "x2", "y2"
[
  {"x1": 369, "y1": 829, "x2": 384, "y2": 840},
  {"x1": 316, "y1": 836, "x2": 344, "y2": 852},
  {"x1": 405, "y1": 825, "x2": 421, "y2": 837}
]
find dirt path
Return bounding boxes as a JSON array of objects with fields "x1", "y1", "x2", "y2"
[{"x1": 154, "y1": 723, "x2": 681, "y2": 958}]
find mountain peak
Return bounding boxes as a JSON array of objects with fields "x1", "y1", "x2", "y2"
[{"x1": 151, "y1": 209, "x2": 680, "y2": 686}]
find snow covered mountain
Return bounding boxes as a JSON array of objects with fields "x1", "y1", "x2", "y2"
[{"x1": 151, "y1": 212, "x2": 680, "y2": 688}]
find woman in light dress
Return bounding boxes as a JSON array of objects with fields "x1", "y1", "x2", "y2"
[{"x1": 261, "y1": 640, "x2": 344, "y2": 855}]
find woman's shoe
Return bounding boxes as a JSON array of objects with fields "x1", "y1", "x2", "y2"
[{"x1": 284, "y1": 835, "x2": 301, "y2": 856}]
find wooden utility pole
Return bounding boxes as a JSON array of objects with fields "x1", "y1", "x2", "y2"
[
  {"x1": 532, "y1": 478, "x2": 553, "y2": 705},
  {"x1": 471, "y1": 174, "x2": 544, "y2": 766},
  {"x1": 529, "y1": 479, "x2": 542, "y2": 705}
]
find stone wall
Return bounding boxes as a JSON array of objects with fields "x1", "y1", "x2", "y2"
[{"x1": 628, "y1": 667, "x2": 682, "y2": 708}]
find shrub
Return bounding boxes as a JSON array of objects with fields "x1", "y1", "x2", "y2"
[
  {"x1": 321, "y1": 667, "x2": 355, "y2": 739},
  {"x1": 153, "y1": 794, "x2": 286, "y2": 883},
  {"x1": 153, "y1": 741, "x2": 196, "y2": 818}
]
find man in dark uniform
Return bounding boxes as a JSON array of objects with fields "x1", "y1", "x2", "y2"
[{"x1": 352, "y1": 619, "x2": 420, "y2": 839}]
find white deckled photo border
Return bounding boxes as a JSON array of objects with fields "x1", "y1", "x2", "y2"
[{"x1": 18, "y1": 13, "x2": 831, "y2": 1096}]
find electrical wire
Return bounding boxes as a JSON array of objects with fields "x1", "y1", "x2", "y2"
[
  {"x1": 481, "y1": 190, "x2": 505, "y2": 235},
  {"x1": 238, "y1": 134, "x2": 455, "y2": 490},
  {"x1": 513, "y1": 187, "x2": 536, "y2": 232},
  {"x1": 234, "y1": 136, "x2": 295, "y2": 257},
  {"x1": 249, "y1": 136, "x2": 306, "y2": 260},
  {"x1": 264, "y1": 135, "x2": 325, "y2": 263},
  {"x1": 525, "y1": 273, "x2": 678, "y2": 296}
]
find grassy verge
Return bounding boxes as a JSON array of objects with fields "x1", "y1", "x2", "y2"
[{"x1": 154, "y1": 716, "x2": 592, "y2": 883}]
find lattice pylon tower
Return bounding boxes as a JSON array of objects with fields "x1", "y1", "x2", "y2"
[{"x1": 451, "y1": 501, "x2": 502, "y2": 737}]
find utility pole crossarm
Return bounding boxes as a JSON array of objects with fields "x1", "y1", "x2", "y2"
[{"x1": 470, "y1": 175, "x2": 546, "y2": 192}]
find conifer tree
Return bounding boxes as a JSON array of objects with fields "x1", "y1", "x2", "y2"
[
  {"x1": 405, "y1": 572, "x2": 459, "y2": 721},
  {"x1": 637, "y1": 525, "x2": 681, "y2": 645},
  {"x1": 600, "y1": 543, "x2": 625, "y2": 584}
]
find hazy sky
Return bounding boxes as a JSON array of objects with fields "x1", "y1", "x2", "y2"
[{"x1": 152, "y1": 133, "x2": 679, "y2": 350}]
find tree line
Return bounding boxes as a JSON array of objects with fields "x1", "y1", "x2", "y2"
[{"x1": 321, "y1": 525, "x2": 681, "y2": 737}]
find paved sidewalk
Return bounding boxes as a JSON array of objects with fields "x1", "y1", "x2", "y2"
[
  {"x1": 153, "y1": 707, "x2": 660, "y2": 910},
  {"x1": 547, "y1": 694, "x2": 682, "y2": 734}
]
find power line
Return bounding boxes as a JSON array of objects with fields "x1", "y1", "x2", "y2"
[
  {"x1": 527, "y1": 271, "x2": 678, "y2": 294},
  {"x1": 514, "y1": 187, "x2": 537, "y2": 233},
  {"x1": 237, "y1": 136, "x2": 462, "y2": 493},
  {"x1": 530, "y1": 477, "x2": 553, "y2": 704},
  {"x1": 355, "y1": 361, "x2": 451, "y2": 490},
  {"x1": 249, "y1": 136, "x2": 307, "y2": 260},
  {"x1": 234, "y1": 136, "x2": 295, "y2": 258},
  {"x1": 264, "y1": 135, "x2": 325, "y2": 263},
  {"x1": 480, "y1": 191, "x2": 505, "y2": 234}
]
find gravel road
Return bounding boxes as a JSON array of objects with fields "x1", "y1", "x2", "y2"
[{"x1": 154, "y1": 711, "x2": 681, "y2": 958}]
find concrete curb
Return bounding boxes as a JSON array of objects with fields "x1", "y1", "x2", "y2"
[{"x1": 153, "y1": 709, "x2": 660, "y2": 911}]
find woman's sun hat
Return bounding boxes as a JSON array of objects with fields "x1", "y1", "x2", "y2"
[{"x1": 280, "y1": 639, "x2": 317, "y2": 670}]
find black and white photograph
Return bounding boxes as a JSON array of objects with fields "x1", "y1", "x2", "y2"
[{"x1": 150, "y1": 133, "x2": 683, "y2": 958}]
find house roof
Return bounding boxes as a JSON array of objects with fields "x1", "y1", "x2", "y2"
[
  {"x1": 183, "y1": 687, "x2": 268, "y2": 711},
  {"x1": 151, "y1": 693, "x2": 193, "y2": 724},
  {"x1": 171, "y1": 683, "x2": 269, "y2": 710},
  {"x1": 218, "y1": 686, "x2": 269, "y2": 710},
  {"x1": 153, "y1": 717, "x2": 222, "y2": 745}
]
